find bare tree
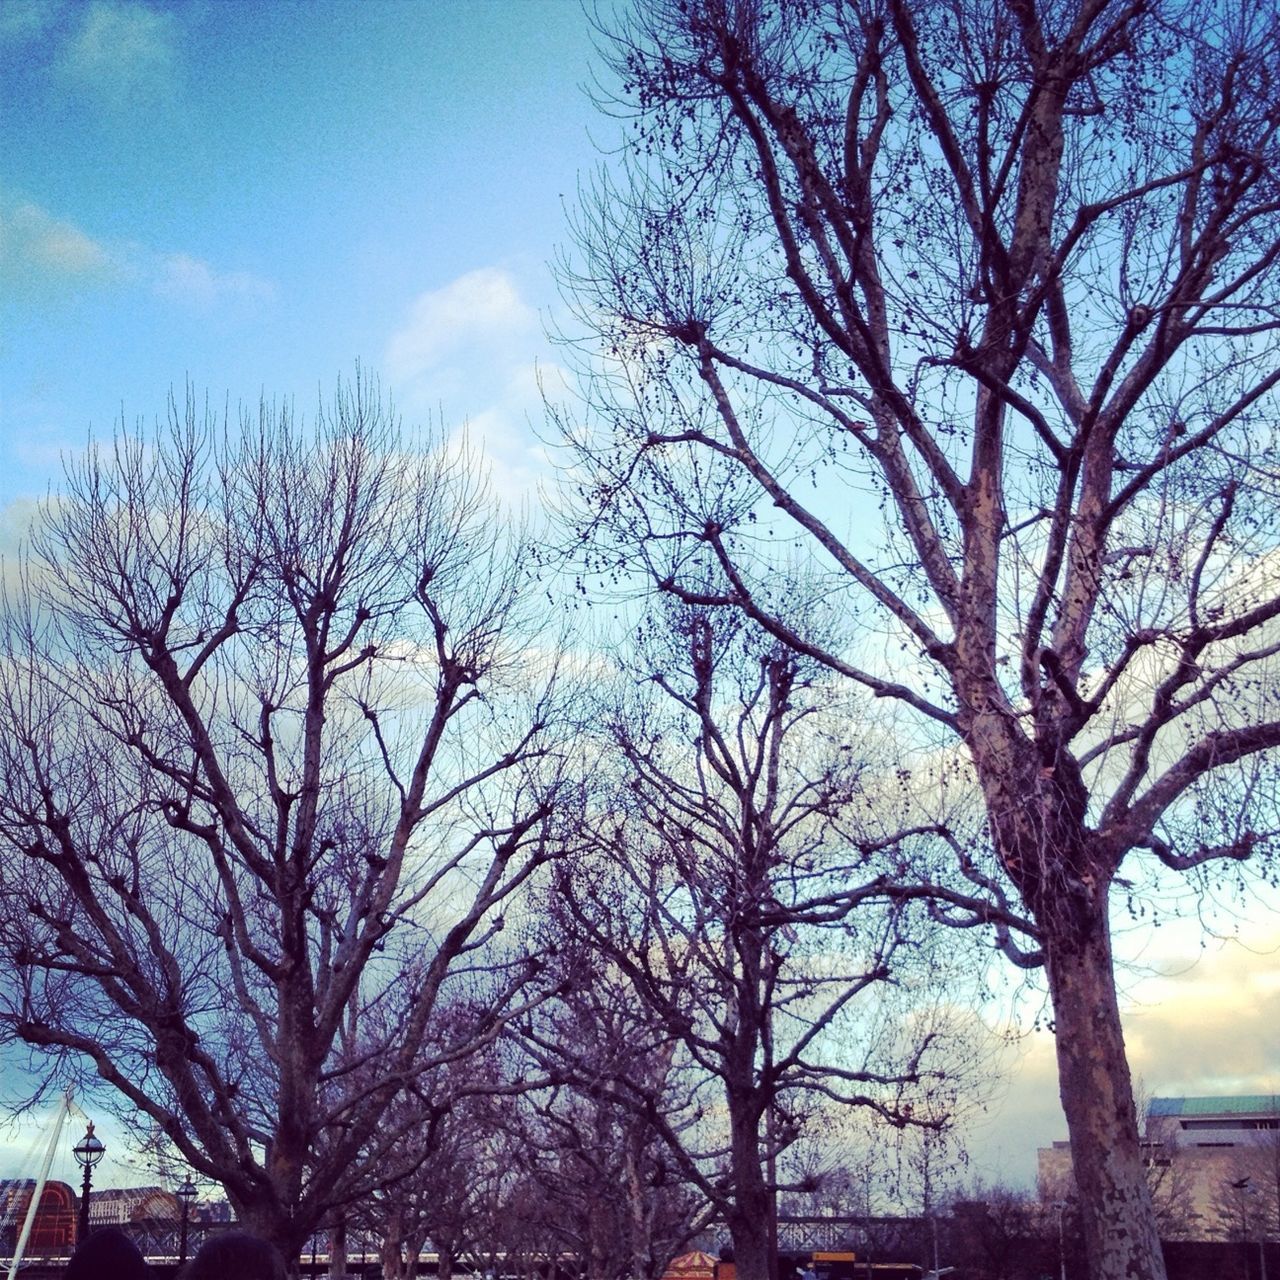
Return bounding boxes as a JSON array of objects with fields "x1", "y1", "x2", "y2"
[
  {"x1": 945, "y1": 1182, "x2": 1067, "y2": 1280},
  {"x1": 558, "y1": 3, "x2": 1280, "y2": 1277},
  {"x1": 346, "y1": 1010, "x2": 526, "y2": 1280},
  {"x1": 527, "y1": 607, "x2": 974, "y2": 1280},
  {"x1": 402, "y1": 1118, "x2": 519, "y2": 1280},
  {"x1": 1217, "y1": 1121, "x2": 1280, "y2": 1246},
  {"x1": 517, "y1": 1077, "x2": 711, "y2": 1280},
  {"x1": 520, "y1": 922, "x2": 721, "y2": 1280},
  {"x1": 0, "y1": 378, "x2": 567, "y2": 1263}
]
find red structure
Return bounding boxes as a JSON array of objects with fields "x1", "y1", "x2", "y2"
[
  {"x1": 0, "y1": 1178, "x2": 78, "y2": 1253},
  {"x1": 664, "y1": 1253, "x2": 719, "y2": 1280}
]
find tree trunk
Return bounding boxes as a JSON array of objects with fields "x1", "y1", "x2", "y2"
[
  {"x1": 727, "y1": 1105, "x2": 772, "y2": 1280},
  {"x1": 624, "y1": 1139, "x2": 655, "y2": 1280},
  {"x1": 231, "y1": 1199, "x2": 308, "y2": 1277},
  {"x1": 382, "y1": 1239, "x2": 406, "y2": 1280},
  {"x1": 329, "y1": 1221, "x2": 348, "y2": 1279},
  {"x1": 379, "y1": 1201, "x2": 406, "y2": 1280},
  {"x1": 1044, "y1": 896, "x2": 1167, "y2": 1280},
  {"x1": 589, "y1": 1223, "x2": 611, "y2": 1280},
  {"x1": 966, "y1": 712, "x2": 1170, "y2": 1280},
  {"x1": 404, "y1": 1233, "x2": 427, "y2": 1280}
]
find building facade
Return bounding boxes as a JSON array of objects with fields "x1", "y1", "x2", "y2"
[
  {"x1": 87, "y1": 1185, "x2": 181, "y2": 1228},
  {"x1": 0, "y1": 1179, "x2": 78, "y2": 1254},
  {"x1": 1038, "y1": 1095, "x2": 1280, "y2": 1241}
]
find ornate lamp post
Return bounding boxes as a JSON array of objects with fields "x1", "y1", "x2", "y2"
[
  {"x1": 175, "y1": 1176, "x2": 198, "y2": 1266},
  {"x1": 72, "y1": 1122, "x2": 105, "y2": 1243}
]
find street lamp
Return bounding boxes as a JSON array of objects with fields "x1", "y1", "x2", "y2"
[
  {"x1": 1050, "y1": 1201, "x2": 1068, "y2": 1280},
  {"x1": 175, "y1": 1177, "x2": 198, "y2": 1266},
  {"x1": 72, "y1": 1122, "x2": 105, "y2": 1243}
]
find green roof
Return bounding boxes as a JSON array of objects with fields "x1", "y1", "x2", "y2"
[{"x1": 1149, "y1": 1096, "x2": 1280, "y2": 1117}]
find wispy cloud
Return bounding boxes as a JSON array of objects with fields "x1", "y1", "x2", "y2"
[
  {"x1": 1, "y1": 197, "x2": 276, "y2": 310},
  {"x1": 153, "y1": 253, "x2": 277, "y2": 308},
  {"x1": 0, "y1": 0, "x2": 65, "y2": 46},
  {"x1": 0, "y1": 200, "x2": 114, "y2": 294},
  {"x1": 55, "y1": 0, "x2": 178, "y2": 109},
  {"x1": 385, "y1": 268, "x2": 537, "y2": 382}
]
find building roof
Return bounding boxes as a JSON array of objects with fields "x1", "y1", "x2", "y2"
[
  {"x1": 1149, "y1": 1095, "x2": 1280, "y2": 1117},
  {"x1": 0, "y1": 1178, "x2": 77, "y2": 1208},
  {"x1": 664, "y1": 1253, "x2": 718, "y2": 1280},
  {"x1": 88, "y1": 1185, "x2": 180, "y2": 1223}
]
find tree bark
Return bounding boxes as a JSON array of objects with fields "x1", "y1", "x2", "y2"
[
  {"x1": 380, "y1": 1204, "x2": 407, "y2": 1280},
  {"x1": 231, "y1": 1200, "x2": 309, "y2": 1278},
  {"x1": 727, "y1": 1102, "x2": 772, "y2": 1280},
  {"x1": 328, "y1": 1221, "x2": 347, "y2": 1280},
  {"x1": 1044, "y1": 896, "x2": 1166, "y2": 1280}
]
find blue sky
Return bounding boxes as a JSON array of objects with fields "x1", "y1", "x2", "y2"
[
  {"x1": 2, "y1": 0, "x2": 599, "y2": 510},
  {"x1": 1, "y1": 0, "x2": 1278, "y2": 1199},
  {"x1": 0, "y1": 0, "x2": 609, "y2": 1189}
]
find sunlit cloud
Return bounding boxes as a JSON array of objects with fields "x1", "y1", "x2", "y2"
[
  {"x1": 55, "y1": 0, "x2": 178, "y2": 109},
  {"x1": 385, "y1": 267, "x2": 537, "y2": 383},
  {"x1": 1126, "y1": 935, "x2": 1280, "y2": 1096},
  {"x1": 966, "y1": 920, "x2": 1280, "y2": 1190}
]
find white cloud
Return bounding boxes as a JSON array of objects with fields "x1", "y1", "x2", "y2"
[
  {"x1": 1, "y1": 196, "x2": 277, "y2": 310},
  {"x1": 385, "y1": 268, "x2": 537, "y2": 382},
  {"x1": 152, "y1": 252, "x2": 277, "y2": 308},
  {"x1": 434, "y1": 360, "x2": 568, "y2": 507},
  {"x1": 56, "y1": 0, "x2": 178, "y2": 108},
  {"x1": 1125, "y1": 933, "x2": 1280, "y2": 1097},
  {"x1": 384, "y1": 271, "x2": 558, "y2": 506},
  {"x1": 0, "y1": 201, "x2": 113, "y2": 290}
]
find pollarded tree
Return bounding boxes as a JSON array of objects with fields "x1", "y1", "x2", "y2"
[
  {"x1": 559, "y1": 3, "x2": 1280, "y2": 1278},
  {"x1": 0, "y1": 377, "x2": 567, "y2": 1263},
  {"x1": 527, "y1": 607, "x2": 974, "y2": 1280}
]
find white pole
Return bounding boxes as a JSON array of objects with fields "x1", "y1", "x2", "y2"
[{"x1": 7, "y1": 1091, "x2": 72, "y2": 1280}]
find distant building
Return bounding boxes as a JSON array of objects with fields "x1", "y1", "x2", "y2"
[
  {"x1": 1038, "y1": 1095, "x2": 1280, "y2": 1240},
  {"x1": 88, "y1": 1185, "x2": 181, "y2": 1227},
  {"x1": 1147, "y1": 1095, "x2": 1280, "y2": 1146},
  {"x1": 0, "y1": 1178, "x2": 78, "y2": 1253},
  {"x1": 195, "y1": 1196, "x2": 235, "y2": 1225}
]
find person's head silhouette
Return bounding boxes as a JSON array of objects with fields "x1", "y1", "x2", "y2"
[
  {"x1": 65, "y1": 1226, "x2": 149, "y2": 1280},
  {"x1": 181, "y1": 1231, "x2": 287, "y2": 1280}
]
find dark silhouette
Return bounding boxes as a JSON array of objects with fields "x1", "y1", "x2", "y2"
[
  {"x1": 65, "y1": 1226, "x2": 149, "y2": 1280},
  {"x1": 0, "y1": 377, "x2": 564, "y2": 1258},
  {"x1": 182, "y1": 1231, "x2": 287, "y2": 1280}
]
